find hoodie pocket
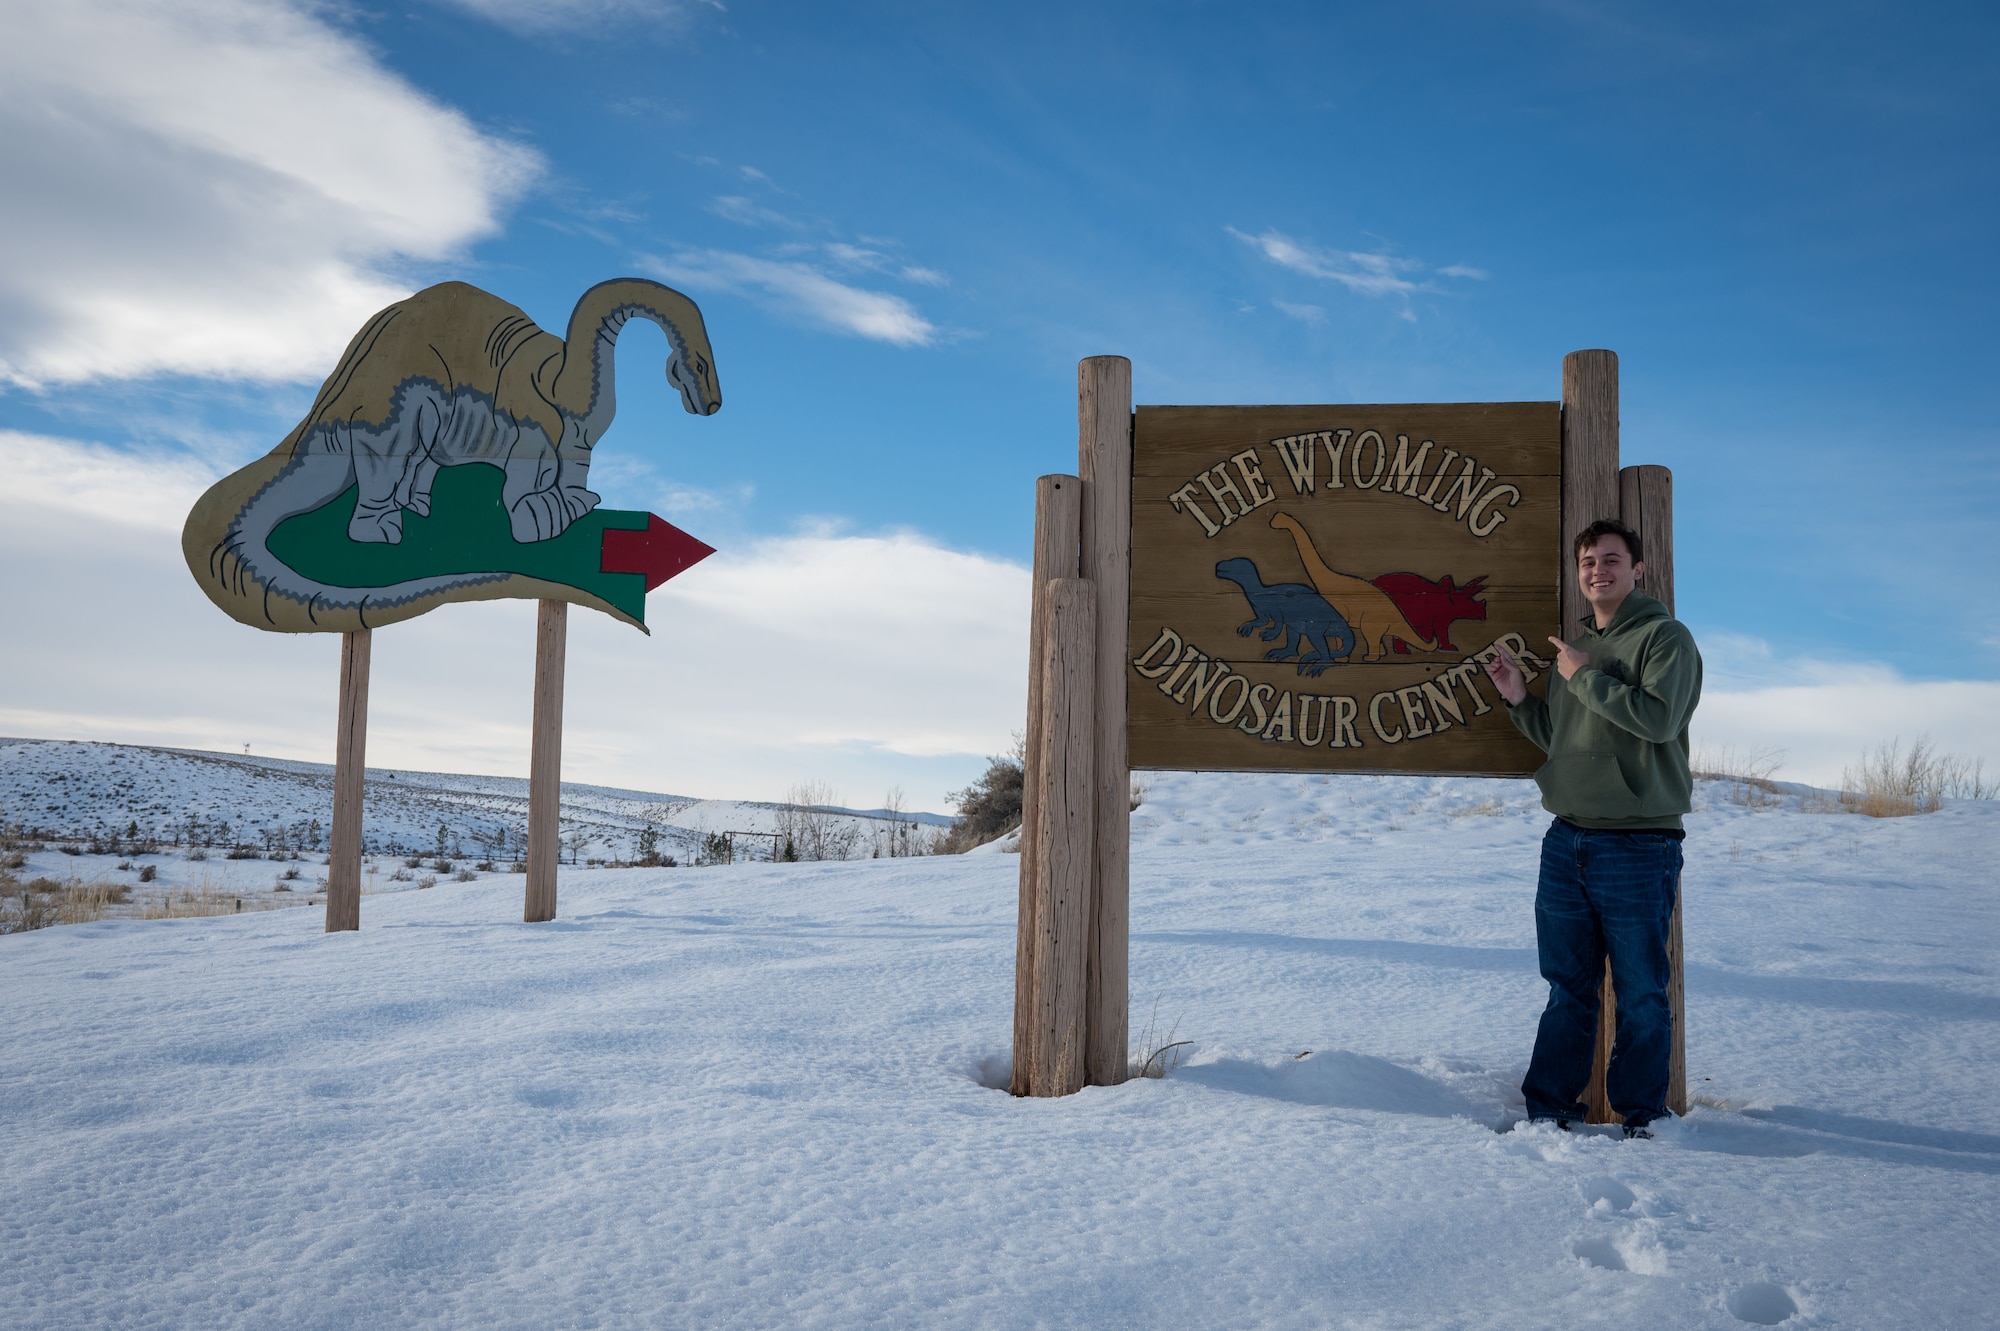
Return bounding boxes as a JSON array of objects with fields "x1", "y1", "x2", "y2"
[{"x1": 1534, "y1": 752, "x2": 1643, "y2": 820}]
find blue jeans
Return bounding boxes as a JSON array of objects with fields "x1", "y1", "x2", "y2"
[{"x1": 1523, "y1": 819, "x2": 1682, "y2": 1125}]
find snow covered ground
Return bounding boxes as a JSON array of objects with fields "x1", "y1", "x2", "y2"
[{"x1": 3, "y1": 768, "x2": 1995, "y2": 1328}]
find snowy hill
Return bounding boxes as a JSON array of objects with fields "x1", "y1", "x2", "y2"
[
  {"x1": 0, "y1": 738, "x2": 951, "y2": 876},
  {"x1": 3, "y1": 767, "x2": 1996, "y2": 1327}
]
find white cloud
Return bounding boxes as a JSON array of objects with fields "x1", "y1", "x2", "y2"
[
  {"x1": 1228, "y1": 228, "x2": 1490, "y2": 317},
  {"x1": 435, "y1": 0, "x2": 716, "y2": 36},
  {"x1": 0, "y1": 434, "x2": 1023, "y2": 810},
  {"x1": 1228, "y1": 227, "x2": 1422, "y2": 297},
  {"x1": 0, "y1": 430, "x2": 217, "y2": 533},
  {"x1": 1692, "y1": 633, "x2": 2000, "y2": 786},
  {"x1": 644, "y1": 249, "x2": 939, "y2": 346},
  {"x1": 708, "y1": 195, "x2": 803, "y2": 229},
  {"x1": 0, "y1": 0, "x2": 539, "y2": 387},
  {"x1": 1273, "y1": 300, "x2": 1326, "y2": 325},
  {"x1": 582, "y1": 451, "x2": 755, "y2": 518}
]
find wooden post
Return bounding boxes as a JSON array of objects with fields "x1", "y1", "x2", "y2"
[
  {"x1": 1620, "y1": 465, "x2": 1675, "y2": 612},
  {"x1": 525, "y1": 599, "x2": 567, "y2": 923},
  {"x1": 1029, "y1": 578, "x2": 1097, "y2": 1097},
  {"x1": 1012, "y1": 476, "x2": 1082, "y2": 1096},
  {"x1": 1561, "y1": 350, "x2": 1622, "y2": 639},
  {"x1": 327, "y1": 628, "x2": 370, "y2": 933},
  {"x1": 1078, "y1": 355, "x2": 1132, "y2": 1087},
  {"x1": 1621, "y1": 463, "x2": 1688, "y2": 1118},
  {"x1": 1562, "y1": 349, "x2": 1622, "y2": 1125}
]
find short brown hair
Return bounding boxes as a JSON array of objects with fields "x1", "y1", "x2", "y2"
[{"x1": 1574, "y1": 518, "x2": 1641, "y2": 564}]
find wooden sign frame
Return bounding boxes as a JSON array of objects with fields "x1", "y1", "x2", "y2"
[{"x1": 1012, "y1": 351, "x2": 1686, "y2": 1128}]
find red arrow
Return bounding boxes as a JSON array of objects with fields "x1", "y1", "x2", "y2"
[{"x1": 599, "y1": 514, "x2": 715, "y2": 592}]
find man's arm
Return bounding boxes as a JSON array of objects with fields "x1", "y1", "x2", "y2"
[
  {"x1": 1564, "y1": 623, "x2": 1702, "y2": 743},
  {"x1": 1485, "y1": 647, "x2": 1553, "y2": 751}
]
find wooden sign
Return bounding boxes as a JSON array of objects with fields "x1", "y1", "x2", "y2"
[
  {"x1": 181, "y1": 279, "x2": 719, "y2": 635},
  {"x1": 1128, "y1": 403, "x2": 1560, "y2": 775}
]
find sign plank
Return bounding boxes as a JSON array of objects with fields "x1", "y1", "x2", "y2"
[{"x1": 1128, "y1": 403, "x2": 1561, "y2": 775}]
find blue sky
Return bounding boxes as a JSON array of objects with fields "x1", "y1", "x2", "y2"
[{"x1": 2, "y1": 0, "x2": 1996, "y2": 806}]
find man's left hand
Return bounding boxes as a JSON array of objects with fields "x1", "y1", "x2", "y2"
[{"x1": 1547, "y1": 636, "x2": 1589, "y2": 681}]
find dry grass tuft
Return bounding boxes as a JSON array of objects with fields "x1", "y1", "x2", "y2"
[
  {"x1": 142, "y1": 886, "x2": 245, "y2": 919},
  {"x1": 1, "y1": 875, "x2": 131, "y2": 932},
  {"x1": 1130, "y1": 1000, "x2": 1191, "y2": 1080},
  {"x1": 1838, "y1": 735, "x2": 1990, "y2": 818},
  {"x1": 1692, "y1": 745, "x2": 1786, "y2": 808},
  {"x1": 1449, "y1": 797, "x2": 1505, "y2": 819}
]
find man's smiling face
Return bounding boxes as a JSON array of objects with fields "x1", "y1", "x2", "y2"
[{"x1": 1578, "y1": 535, "x2": 1643, "y2": 619}]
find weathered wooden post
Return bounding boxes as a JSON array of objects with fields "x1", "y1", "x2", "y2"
[
  {"x1": 525, "y1": 600, "x2": 567, "y2": 923},
  {"x1": 327, "y1": 628, "x2": 370, "y2": 933},
  {"x1": 1564, "y1": 353, "x2": 1689, "y2": 1124},
  {"x1": 1619, "y1": 463, "x2": 1687, "y2": 1117},
  {"x1": 1079, "y1": 355, "x2": 1133, "y2": 1087},
  {"x1": 1561, "y1": 349, "x2": 1623, "y2": 1124},
  {"x1": 1012, "y1": 476, "x2": 1082, "y2": 1095},
  {"x1": 1029, "y1": 578, "x2": 1097, "y2": 1096}
]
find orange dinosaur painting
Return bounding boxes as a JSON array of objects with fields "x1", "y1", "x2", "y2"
[{"x1": 1268, "y1": 512, "x2": 1435, "y2": 660}]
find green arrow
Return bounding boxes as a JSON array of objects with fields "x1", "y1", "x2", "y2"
[{"x1": 266, "y1": 465, "x2": 652, "y2": 622}]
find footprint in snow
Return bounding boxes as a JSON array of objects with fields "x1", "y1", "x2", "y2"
[
  {"x1": 1726, "y1": 1282, "x2": 1800, "y2": 1325},
  {"x1": 1570, "y1": 1175, "x2": 1671, "y2": 1275},
  {"x1": 1580, "y1": 1175, "x2": 1637, "y2": 1213},
  {"x1": 1570, "y1": 1227, "x2": 1670, "y2": 1276}
]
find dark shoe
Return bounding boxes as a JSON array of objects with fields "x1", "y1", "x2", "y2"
[
  {"x1": 1527, "y1": 1116, "x2": 1574, "y2": 1132},
  {"x1": 1622, "y1": 1121, "x2": 1653, "y2": 1140}
]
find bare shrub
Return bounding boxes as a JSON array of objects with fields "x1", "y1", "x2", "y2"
[
  {"x1": 454, "y1": 869, "x2": 476, "y2": 882},
  {"x1": 871, "y1": 787, "x2": 935, "y2": 858},
  {"x1": 1840, "y1": 735, "x2": 1991, "y2": 818},
  {"x1": 938, "y1": 754, "x2": 1024, "y2": 854},
  {"x1": 774, "y1": 781, "x2": 862, "y2": 862}
]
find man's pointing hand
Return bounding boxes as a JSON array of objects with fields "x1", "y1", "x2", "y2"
[{"x1": 1548, "y1": 637, "x2": 1589, "y2": 681}]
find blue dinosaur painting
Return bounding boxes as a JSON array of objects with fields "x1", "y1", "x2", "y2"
[{"x1": 1215, "y1": 556, "x2": 1358, "y2": 676}]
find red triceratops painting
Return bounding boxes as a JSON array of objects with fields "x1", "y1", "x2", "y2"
[{"x1": 1372, "y1": 573, "x2": 1489, "y2": 653}]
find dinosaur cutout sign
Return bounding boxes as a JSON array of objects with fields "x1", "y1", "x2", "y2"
[
  {"x1": 182, "y1": 279, "x2": 720, "y2": 634},
  {"x1": 1127, "y1": 403, "x2": 1560, "y2": 775}
]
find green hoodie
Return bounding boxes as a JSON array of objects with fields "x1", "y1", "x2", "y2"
[{"x1": 1507, "y1": 591, "x2": 1702, "y2": 831}]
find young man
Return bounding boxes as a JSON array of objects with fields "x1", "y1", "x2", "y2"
[{"x1": 1484, "y1": 519, "x2": 1702, "y2": 1136}]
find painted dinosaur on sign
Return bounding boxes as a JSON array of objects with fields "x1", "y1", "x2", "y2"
[
  {"x1": 1215, "y1": 557, "x2": 1357, "y2": 676},
  {"x1": 182, "y1": 279, "x2": 720, "y2": 634},
  {"x1": 1267, "y1": 512, "x2": 1434, "y2": 660},
  {"x1": 1373, "y1": 572, "x2": 1488, "y2": 653}
]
